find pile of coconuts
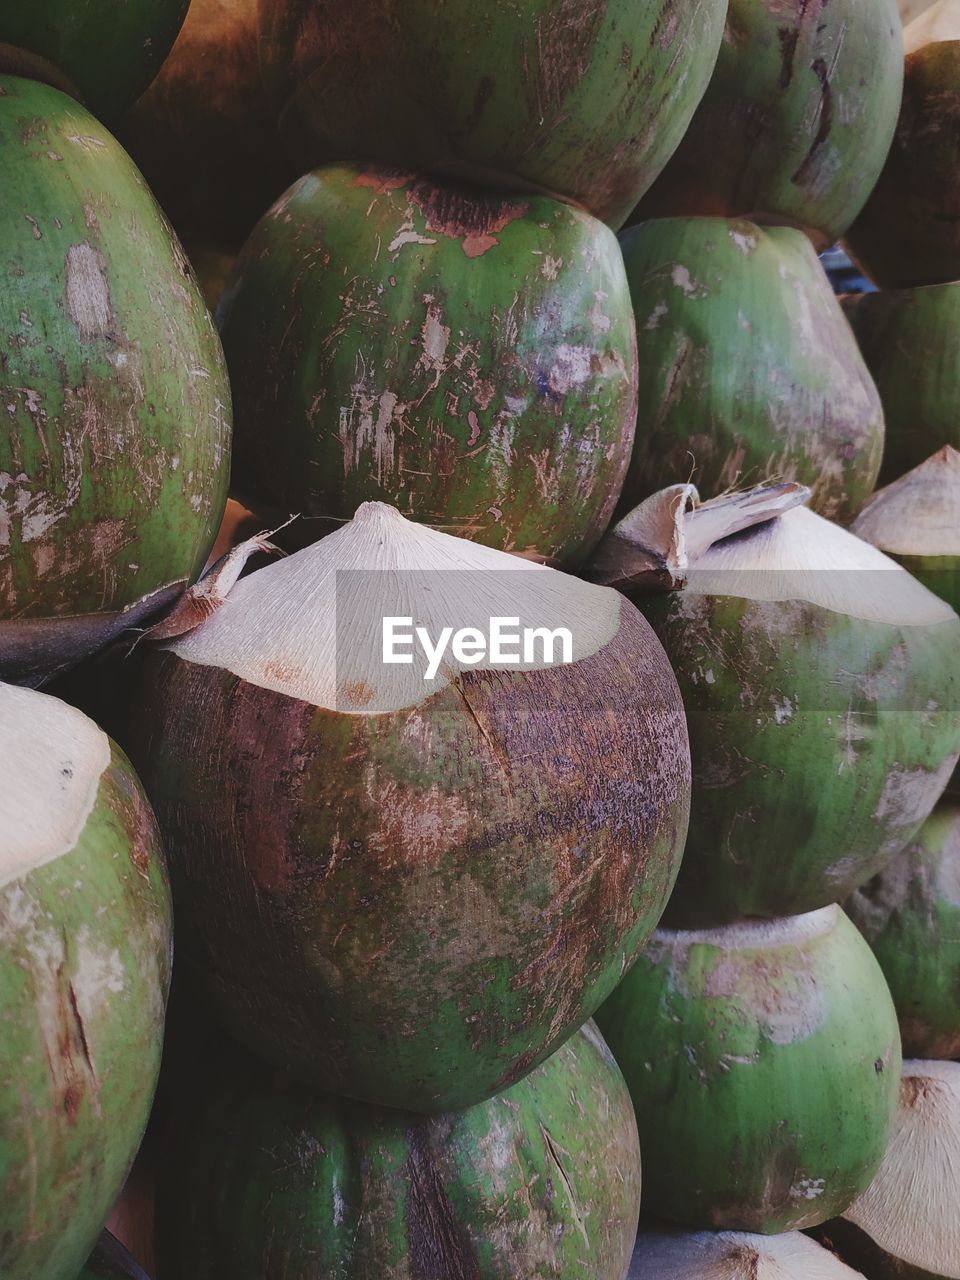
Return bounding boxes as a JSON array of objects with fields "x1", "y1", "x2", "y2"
[{"x1": 4, "y1": 2, "x2": 960, "y2": 1280}]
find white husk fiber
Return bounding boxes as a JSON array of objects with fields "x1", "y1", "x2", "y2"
[
  {"x1": 629, "y1": 1227, "x2": 865, "y2": 1278},
  {"x1": 851, "y1": 446, "x2": 960, "y2": 557},
  {"x1": 845, "y1": 1059, "x2": 960, "y2": 1277},
  {"x1": 166, "y1": 502, "x2": 622, "y2": 714},
  {"x1": 0, "y1": 683, "x2": 110, "y2": 890}
]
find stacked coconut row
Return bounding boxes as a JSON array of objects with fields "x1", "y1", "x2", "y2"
[{"x1": 2, "y1": 3, "x2": 704, "y2": 1279}]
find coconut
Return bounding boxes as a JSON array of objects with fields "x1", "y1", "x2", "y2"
[
  {"x1": 588, "y1": 482, "x2": 960, "y2": 926},
  {"x1": 851, "y1": 448, "x2": 960, "y2": 612},
  {"x1": 132, "y1": 501, "x2": 690, "y2": 1112},
  {"x1": 843, "y1": 285, "x2": 960, "y2": 483},
  {"x1": 632, "y1": 0, "x2": 904, "y2": 248},
  {"x1": 0, "y1": 3, "x2": 188, "y2": 120},
  {"x1": 901, "y1": 0, "x2": 939, "y2": 20},
  {"x1": 218, "y1": 164, "x2": 638, "y2": 567},
  {"x1": 0, "y1": 75, "x2": 232, "y2": 688},
  {"x1": 816, "y1": 1061, "x2": 960, "y2": 1279},
  {"x1": 596, "y1": 906, "x2": 902, "y2": 1234},
  {"x1": 846, "y1": 804, "x2": 960, "y2": 1058},
  {"x1": 78, "y1": 1233, "x2": 151, "y2": 1280},
  {"x1": 0, "y1": 683, "x2": 172, "y2": 1280},
  {"x1": 618, "y1": 218, "x2": 883, "y2": 520},
  {"x1": 628, "y1": 1226, "x2": 866, "y2": 1279},
  {"x1": 845, "y1": 1, "x2": 960, "y2": 288},
  {"x1": 256, "y1": 0, "x2": 726, "y2": 231},
  {"x1": 121, "y1": 0, "x2": 296, "y2": 247},
  {"x1": 158, "y1": 1021, "x2": 640, "y2": 1280}
]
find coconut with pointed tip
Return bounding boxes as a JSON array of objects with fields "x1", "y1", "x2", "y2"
[
  {"x1": 851, "y1": 447, "x2": 960, "y2": 612},
  {"x1": 632, "y1": 0, "x2": 903, "y2": 248},
  {"x1": 0, "y1": 683, "x2": 172, "y2": 1280},
  {"x1": 121, "y1": 0, "x2": 296, "y2": 246},
  {"x1": 843, "y1": 286, "x2": 960, "y2": 484},
  {"x1": 628, "y1": 1226, "x2": 866, "y2": 1279},
  {"x1": 846, "y1": 804, "x2": 960, "y2": 1058},
  {"x1": 845, "y1": 1, "x2": 960, "y2": 288},
  {"x1": 78, "y1": 1233, "x2": 151, "y2": 1280},
  {"x1": 256, "y1": 0, "x2": 726, "y2": 231},
  {"x1": 815, "y1": 1061, "x2": 960, "y2": 1279},
  {"x1": 618, "y1": 218, "x2": 883, "y2": 520},
  {"x1": 597, "y1": 907, "x2": 901, "y2": 1234},
  {"x1": 217, "y1": 164, "x2": 638, "y2": 567},
  {"x1": 132, "y1": 501, "x2": 690, "y2": 1111},
  {"x1": 0, "y1": 2, "x2": 188, "y2": 120},
  {"x1": 0, "y1": 75, "x2": 232, "y2": 688},
  {"x1": 589, "y1": 482, "x2": 960, "y2": 926},
  {"x1": 158, "y1": 1021, "x2": 640, "y2": 1280}
]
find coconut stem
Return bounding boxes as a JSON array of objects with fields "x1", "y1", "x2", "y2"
[{"x1": 588, "y1": 481, "x2": 810, "y2": 594}]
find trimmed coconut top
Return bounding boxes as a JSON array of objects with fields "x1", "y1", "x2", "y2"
[
  {"x1": 0, "y1": 683, "x2": 111, "y2": 891},
  {"x1": 629, "y1": 1227, "x2": 864, "y2": 1279},
  {"x1": 590, "y1": 483, "x2": 956, "y2": 626},
  {"x1": 852, "y1": 447, "x2": 960, "y2": 557},
  {"x1": 164, "y1": 503, "x2": 622, "y2": 715},
  {"x1": 656, "y1": 904, "x2": 840, "y2": 951},
  {"x1": 904, "y1": 0, "x2": 960, "y2": 53},
  {"x1": 845, "y1": 1059, "x2": 960, "y2": 1278}
]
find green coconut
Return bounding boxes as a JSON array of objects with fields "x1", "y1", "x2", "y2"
[
  {"x1": 845, "y1": 804, "x2": 960, "y2": 1058},
  {"x1": 628, "y1": 1225, "x2": 866, "y2": 1278},
  {"x1": 851, "y1": 447, "x2": 960, "y2": 611},
  {"x1": 121, "y1": 0, "x2": 296, "y2": 247},
  {"x1": 77, "y1": 1233, "x2": 150, "y2": 1280},
  {"x1": 843, "y1": 287, "x2": 960, "y2": 483},
  {"x1": 0, "y1": 75, "x2": 232, "y2": 687},
  {"x1": 158, "y1": 1021, "x2": 640, "y2": 1279},
  {"x1": 815, "y1": 1061, "x2": 960, "y2": 1279},
  {"x1": 632, "y1": 0, "x2": 904, "y2": 248},
  {"x1": 596, "y1": 906, "x2": 901, "y2": 1234},
  {"x1": 845, "y1": 1, "x2": 960, "y2": 288},
  {"x1": 218, "y1": 164, "x2": 638, "y2": 567},
  {"x1": 0, "y1": 2, "x2": 188, "y2": 121},
  {"x1": 0, "y1": 682, "x2": 172, "y2": 1280},
  {"x1": 618, "y1": 218, "x2": 883, "y2": 519},
  {"x1": 132, "y1": 501, "x2": 690, "y2": 1112},
  {"x1": 589, "y1": 482, "x2": 960, "y2": 926},
  {"x1": 257, "y1": 0, "x2": 726, "y2": 231}
]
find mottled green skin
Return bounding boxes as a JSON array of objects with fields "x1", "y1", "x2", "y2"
[
  {"x1": 218, "y1": 165, "x2": 637, "y2": 567},
  {"x1": 159, "y1": 1022, "x2": 640, "y2": 1280},
  {"x1": 257, "y1": 0, "x2": 726, "y2": 230},
  {"x1": 846, "y1": 42, "x2": 960, "y2": 289},
  {"x1": 633, "y1": 0, "x2": 904, "y2": 247},
  {"x1": 619, "y1": 218, "x2": 883, "y2": 519},
  {"x1": 77, "y1": 1233, "x2": 150, "y2": 1280},
  {"x1": 596, "y1": 909, "x2": 902, "y2": 1233},
  {"x1": 844, "y1": 285, "x2": 960, "y2": 484},
  {"x1": 0, "y1": 77, "x2": 231, "y2": 686},
  {"x1": 846, "y1": 804, "x2": 960, "y2": 1058},
  {"x1": 120, "y1": 0, "x2": 296, "y2": 247},
  {"x1": 640, "y1": 588, "x2": 960, "y2": 926},
  {"x1": 133, "y1": 605, "x2": 691, "y2": 1112},
  {"x1": 0, "y1": 743, "x2": 173, "y2": 1280},
  {"x1": 1, "y1": 1, "x2": 188, "y2": 120}
]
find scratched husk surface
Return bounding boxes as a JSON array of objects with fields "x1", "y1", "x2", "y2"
[
  {"x1": 633, "y1": 0, "x2": 904, "y2": 249},
  {"x1": 0, "y1": 688, "x2": 172, "y2": 1280},
  {"x1": 0, "y1": 74, "x2": 231, "y2": 687},
  {"x1": 217, "y1": 164, "x2": 638, "y2": 567},
  {"x1": 256, "y1": 0, "x2": 727, "y2": 231},
  {"x1": 131, "y1": 506, "x2": 691, "y2": 1115},
  {"x1": 157, "y1": 1021, "x2": 640, "y2": 1280},
  {"x1": 596, "y1": 907, "x2": 901, "y2": 1234}
]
